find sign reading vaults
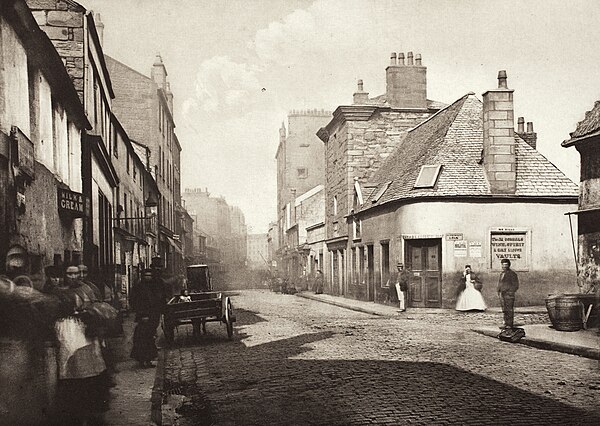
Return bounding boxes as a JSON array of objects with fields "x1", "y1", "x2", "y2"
[{"x1": 491, "y1": 232, "x2": 528, "y2": 270}]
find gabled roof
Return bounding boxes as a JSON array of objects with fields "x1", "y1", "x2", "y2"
[
  {"x1": 360, "y1": 93, "x2": 578, "y2": 212},
  {"x1": 562, "y1": 100, "x2": 600, "y2": 147}
]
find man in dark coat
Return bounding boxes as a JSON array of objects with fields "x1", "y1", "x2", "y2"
[{"x1": 497, "y1": 258, "x2": 519, "y2": 329}]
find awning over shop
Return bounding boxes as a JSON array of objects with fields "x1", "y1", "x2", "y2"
[{"x1": 166, "y1": 235, "x2": 183, "y2": 254}]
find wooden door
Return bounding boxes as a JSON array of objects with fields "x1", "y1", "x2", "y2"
[{"x1": 405, "y1": 239, "x2": 442, "y2": 308}]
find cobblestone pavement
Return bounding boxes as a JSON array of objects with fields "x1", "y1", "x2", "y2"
[{"x1": 162, "y1": 290, "x2": 600, "y2": 425}]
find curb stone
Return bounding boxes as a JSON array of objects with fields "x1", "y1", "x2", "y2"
[
  {"x1": 296, "y1": 292, "x2": 386, "y2": 317},
  {"x1": 472, "y1": 328, "x2": 600, "y2": 360},
  {"x1": 151, "y1": 349, "x2": 166, "y2": 425}
]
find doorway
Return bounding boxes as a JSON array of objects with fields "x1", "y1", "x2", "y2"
[
  {"x1": 367, "y1": 244, "x2": 374, "y2": 301},
  {"x1": 405, "y1": 238, "x2": 442, "y2": 308}
]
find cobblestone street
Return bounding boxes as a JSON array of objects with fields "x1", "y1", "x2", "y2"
[{"x1": 162, "y1": 290, "x2": 600, "y2": 425}]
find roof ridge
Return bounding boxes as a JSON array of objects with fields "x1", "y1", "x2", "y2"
[
  {"x1": 408, "y1": 93, "x2": 472, "y2": 134},
  {"x1": 105, "y1": 54, "x2": 152, "y2": 82}
]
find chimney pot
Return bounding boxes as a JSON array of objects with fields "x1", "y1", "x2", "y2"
[
  {"x1": 390, "y1": 52, "x2": 397, "y2": 65},
  {"x1": 407, "y1": 51, "x2": 414, "y2": 66},
  {"x1": 526, "y1": 122, "x2": 534, "y2": 133},
  {"x1": 357, "y1": 79, "x2": 363, "y2": 91},
  {"x1": 498, "y1": 70, "x2": 508, "y2": 89},
  {"x1": 517, "y1": 117, "x2": 525, "y2": 133},
  {"x1": 398, "y1": 52, "x2": 405, "y2": 65},
  {"x1": 415, "y1": 54, "x2": 422, "y2": 65}
]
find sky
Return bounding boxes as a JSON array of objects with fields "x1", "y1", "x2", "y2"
[{"x1": 82, "y1": 0, "x2": 600, "y2": 233}]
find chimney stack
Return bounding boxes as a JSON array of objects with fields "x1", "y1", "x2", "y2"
[
  {"x1": 353, "y1": 79, "x2": 369, "y2": 104},
  {"x1": 166, "y1": 82, "x2": 174, "y2": 114},
  {"x1": 151, "y1": 54, "x2": 167, "y2": 89},
  {"x1": 516, "y1": 118, "x2": 537, "y2": 149},
  {"x1": 385, "y1": 51, "x2": 427, "y2": 109},
  {"x1": 482, "y1": 70, "x2": 516, "y2": 194},
  {"x1": 94, "y1": 13, "x2": 104, "y2": 46}
]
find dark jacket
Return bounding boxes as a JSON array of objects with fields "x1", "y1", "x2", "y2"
[
  {"x1": 498, "y1": 269, "x2": 519, "y2": 293},
  {"x1": 131, "y1": 278, "x2": 167, "y2": 319}
]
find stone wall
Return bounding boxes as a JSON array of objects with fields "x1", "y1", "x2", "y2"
[{"x1": 27, "y1": 0, "x2": 85, "y2": 103}]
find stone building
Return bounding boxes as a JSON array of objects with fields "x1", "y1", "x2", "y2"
[
  {"x1": 27, "y1": 0, "x2": 121, "y2": 288},
  {"x1": 346, "y1": 71, "x2": 578, "y2": 307},
  {"x1": 247, "y1": 233, "x2": 269, "y2": 270},
  {"x1": 110, "y1": 115, "x2": 159, "y2": 308},
  {"x1": 280, "y1": 185, "x2": 325, "y2": 286},
  {"x1": 562, "y1": 101, "x2": 600, "y2": 295},
  {"x1": 1, "y1": 0, "x2": 90, "y2": 282},
  {"x1": 317, "y1": 52, "x2": 445, "y2": 296},
  {"x1": 276, "y1": 109, "x2": 331, "y2": 265},
  {"x1": 0, "y1": 0, "x2": 91, "y2": 422},
  {"x1": 182, "y1": 188, "x2": 248, "y2": 284},
  {"x1": 105, "y1": 54, "x2": 184, "y2": 276}
]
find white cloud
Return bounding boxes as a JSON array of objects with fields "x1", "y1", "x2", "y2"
[{"x1": 192, "y1": 56, "x2": 261, "y2": 114}]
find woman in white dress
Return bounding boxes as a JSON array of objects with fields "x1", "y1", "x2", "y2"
[{"x1": 455, "y1": 264, "x2": 486, "y2": 311}]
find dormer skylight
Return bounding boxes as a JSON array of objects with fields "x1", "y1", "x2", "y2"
[
  {"x1": 372, "y1": 181, "x2": 392, "y2": 203},
  {"x1": 414, "y1": 165, "x2": 442, "y2": 188}
]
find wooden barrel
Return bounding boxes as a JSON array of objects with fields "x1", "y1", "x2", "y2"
[
  {"x1": 554, "y1": 295, "x2": 582, "y2": 331},
  {"x1": 545, "y1": 294, "x2": 559, "y2": 327}
]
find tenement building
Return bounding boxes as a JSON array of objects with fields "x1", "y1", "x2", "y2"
[
  {"x1": 24, "y1": 0, "x2": 120, "y2": 284},
  {"x1": 317, "y1": 52, "x2": 445, "y2": 297},
  {"x1": 105, "y1": 54, "x2": 184, "y2": 275},
  {"x1": 0, "y1": 0, "x2": 90, "y2": 288},
  {"x1": 562, "y1": 101, "x2": 600, "y2": 295},
  {"x1": 345, "y1": 71, "x2": 578, "y2": 307},
  {"x1": 276, "y1": 109, "x2": 331, "y2": 277}
]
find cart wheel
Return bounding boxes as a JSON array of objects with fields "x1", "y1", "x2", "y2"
[{"x1": 223, "y1": 297, "x2": 234, "y2": 339}]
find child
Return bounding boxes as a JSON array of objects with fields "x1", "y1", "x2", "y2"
[{"x1": 178, "y1": 289, "x2": 192, "y2": 303}]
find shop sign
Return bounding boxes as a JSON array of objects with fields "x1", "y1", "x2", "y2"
[
  {"x1": 446, "y1": 233, "x2": 463, "y2": 241},
  {"x1": 58, "y1": 188, "x2": 89, "y2": 218},
  {"x1": 491, "y1": 232, "x2": 527, "y2": 269}
]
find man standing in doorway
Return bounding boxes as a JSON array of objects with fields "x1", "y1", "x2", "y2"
[{"x1": 497, "y1": 258, "x2": 519, "y2": 329}]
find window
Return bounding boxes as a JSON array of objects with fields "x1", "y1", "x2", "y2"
[
  {"x1": 112, "y1": 127, "x2": 118, "y2": 157},
  {"x1": 297, "y1": 168, "x2": 308, "y2": 179},
  {"x1": 414, "y1": 165, "x2": 442, "y2": 188},
  {"x1": 126, "y1": 151, "x2": 130, "y2": 174},
  {"x1": 381, "y1": 242, "x2": 390, "y2": 287},
  {"x1": 333, "y1": 196, "x2": 338, "y2": 215},
  {"x1": 353, "y1": 219, "x2": 361, "y2": 240}
]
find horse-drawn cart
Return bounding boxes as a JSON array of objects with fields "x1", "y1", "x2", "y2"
[{"x1": 163, "y1": 291, "x2": 235, "y2": 344}]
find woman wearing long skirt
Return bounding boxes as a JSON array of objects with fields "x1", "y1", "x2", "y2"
[
  {"x1": 455, "y1": 264, "x2": 487, "y2": 311},
  {"x1": 130, "y1": 269, "x2": 165, "y2": 367}
]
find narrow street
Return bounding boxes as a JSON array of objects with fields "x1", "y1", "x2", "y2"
[{"x1": 161, "y1": 290, "x2": 600, "y2": 425}]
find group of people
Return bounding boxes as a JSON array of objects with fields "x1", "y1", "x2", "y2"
[
  {"x1": 455, "y1": 259, "x2": 520, "y2": 329},
  {"x1": 0, "y1": 244, "x2": 120, "y2": 424},
  {"x1": 385, "y1": 259, "x2": 520, "y2": 329}
]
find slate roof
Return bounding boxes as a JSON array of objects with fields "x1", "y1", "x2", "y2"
[
  {"x1": 562, "y1": 100, "x2": 600, "y2": 146},
  {"x1": 360, "y1": 94, "x2": 578, "y2": 212}
]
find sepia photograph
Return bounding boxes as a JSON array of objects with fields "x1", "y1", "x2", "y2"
[{"x1": 0, "y1": 0, "x2": 599, "y2": 424}]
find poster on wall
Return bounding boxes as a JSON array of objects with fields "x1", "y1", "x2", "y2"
[
  {"x1": 469, "y1": 241, "x2": 482, "y2": 258},
  {"x1": 490, "y1": 233, "x2": 527, "y2": 270},
  {"x1": 454, "y1": 240, "x2": 468, "y2": 257}
]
